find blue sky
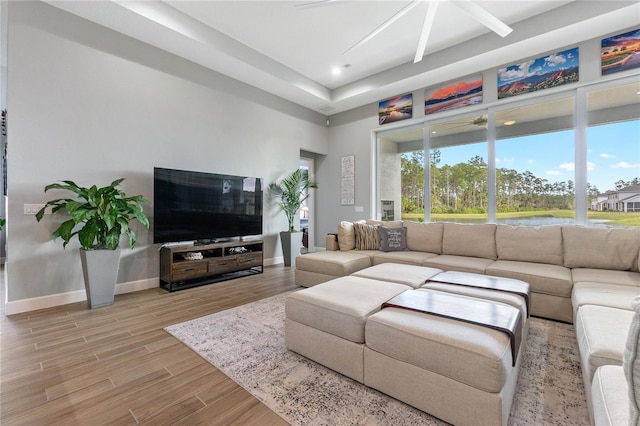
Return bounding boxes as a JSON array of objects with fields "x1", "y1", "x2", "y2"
[{"x1": 436, "y1": 120, "x2": 640, "y2": 193}]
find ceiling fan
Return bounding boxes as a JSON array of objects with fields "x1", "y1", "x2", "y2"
[
  {"x1": 433, "y1": 115, "x2": 488, "y2": 133},
  {"x1": 296, "y1": 0, "x2": 513, "y2": 63}
]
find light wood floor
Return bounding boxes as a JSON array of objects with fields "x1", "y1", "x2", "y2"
[{"x1": 1, "y1": 265, "x2": 297, "y2": 425}]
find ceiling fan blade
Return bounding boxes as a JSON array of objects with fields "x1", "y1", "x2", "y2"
[
  {"x1": 344, "y1": 0, "x2": 422, "y2": 56},
  {"x1": 451, "y1": 1, "x2": 513, "y2": 38},
  {"x1": 414, "y1": 0, "x2": 439, "y2": 63},
  {"x1": 294, "y1": 0, "x2": 340, "y2": 9}
]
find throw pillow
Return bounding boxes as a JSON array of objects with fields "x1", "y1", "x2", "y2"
[
  {"x1": 353, "y1": 222, "x2": 380, "y2": 250},
  {"x1": 625, "y1": 296, "x2": 640, "y2": 424},
  {"x1": 378, "y1": 226, "x2": 407, "y2": 252},
  {"x1": 337, "y1": 221, "x2": 356, "y2": 251}
]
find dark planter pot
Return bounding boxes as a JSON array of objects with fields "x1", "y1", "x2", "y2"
[
  {"x1": 79, "y1": 247, "x2": 121, "y2": 309},
  {"x1": 280, "y1": 231, "x2": 303, "y2": 267}
]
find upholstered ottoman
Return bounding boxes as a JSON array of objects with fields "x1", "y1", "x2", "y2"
[
  {"x1": 365, "y1": 290, "x2": 529, "y2": 426},
  {"x1": 285, "y1": 276, "x2": 410, "y2": 382},
  {"x1": 294, "y1": 250, "x2": 372, "y2": 287},
  {"x1": 352, "y1": 263, "x2": 443, "y2": 288}
]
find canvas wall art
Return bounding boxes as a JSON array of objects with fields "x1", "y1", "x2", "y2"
[
  {"x1": 378, "y1": 94, "x2": 412, "y2": 125},
  {"x1": 424, "y1": 76, "x2": 483, "y2": 116},
  {"x1": 601, "y1": 28, "x2": 640, "y2": 76},
  {"x1": 497, "y1": 47, "x2": 579, "y2": 99}
]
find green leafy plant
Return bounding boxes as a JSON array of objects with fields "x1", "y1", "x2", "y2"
[
  {"x1": 0, "y1": 218, "x2": 5, "y2": 230},
  {"x1": 35, "y1": 178, "x2": 149, "y2": 250},
  {"x1": 269, "y1": 169, "x2": 318, "y2": 232}
]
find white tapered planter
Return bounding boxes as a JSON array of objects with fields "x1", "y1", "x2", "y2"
[
  {"x1": 280, "y1": 231, "x2": 303, "y2": 267},
  {"x1": 79, "y1": 247, "x2": 121, "y2": 309}
]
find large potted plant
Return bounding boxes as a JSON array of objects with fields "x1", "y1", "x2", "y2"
[
  {"x1": 36, "y1": 178, "x2": 149, "y2": 308},
  {"x1": 269, "y1": 169, "x2": 317, "y2": 267}
]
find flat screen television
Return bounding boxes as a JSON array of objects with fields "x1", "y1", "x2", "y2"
[{"x1": 153, "y1": 167, "x2": 263, "y2": 244}]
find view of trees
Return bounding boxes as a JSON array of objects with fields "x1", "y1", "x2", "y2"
[{"x1": 401, "y1": 150, "x2": 639, "y2": 215}]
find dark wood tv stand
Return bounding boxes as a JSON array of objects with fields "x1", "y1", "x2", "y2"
[{"x1": 159, "y1": 239, "x2": 263, "y2": 292}]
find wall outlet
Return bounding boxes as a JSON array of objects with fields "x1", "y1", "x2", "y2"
[{"x1": 24, "y1": 204, "x2": 46, "y2": 215}]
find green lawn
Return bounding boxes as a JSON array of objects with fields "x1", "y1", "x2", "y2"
[{"x1": 401, "y1": 210, "x2": 640, "y2": 227}]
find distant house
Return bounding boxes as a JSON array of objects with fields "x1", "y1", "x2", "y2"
[{"x1": 592, "y1": 184, "x2": 640, "y2": 212}]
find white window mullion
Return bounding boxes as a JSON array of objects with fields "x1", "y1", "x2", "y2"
[{"x1": 575, "y1": 89, "x2": 588, "y2": 225}]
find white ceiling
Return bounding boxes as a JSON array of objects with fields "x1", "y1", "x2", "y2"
[{"x1": 44, "y1": 1, "x2": 640, "y2": 115}]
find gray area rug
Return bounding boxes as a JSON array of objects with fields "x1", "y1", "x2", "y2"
[{"x1": 165, "y1": 291, "x2": 588, "y2": 425}]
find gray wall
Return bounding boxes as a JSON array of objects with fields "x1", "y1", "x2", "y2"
[{"x1": 6, "y1": 2, "x2": 328, "y2": 304}]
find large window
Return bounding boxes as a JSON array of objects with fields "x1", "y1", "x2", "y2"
[
  {"x1": 376, "y1": 77, "x2": 639, "y2": 227},
  {"x1": 429, "y1": 112, "x2": 487, "y2": 222},
  {"x1": 587, "y1": 82, "x2": 640, "y2": 223},
  {"x1": 495, "y1": 97, "x2": 576, "y2": 225}
]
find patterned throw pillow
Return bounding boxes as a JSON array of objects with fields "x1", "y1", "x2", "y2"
[
  {"x1": 353, "y1": 222, "x2": 380, "y2": 250},
  {"x1": 378, "y1": 226, "x2": 407, "y2": 252}
]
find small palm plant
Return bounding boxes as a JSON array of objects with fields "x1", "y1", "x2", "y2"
[
  {"x1": 35, "y1": 178, "x2": 149, "y2": 250},
  {"x1": 269, "y1": 169, "x2": 318, "y2": 232}
]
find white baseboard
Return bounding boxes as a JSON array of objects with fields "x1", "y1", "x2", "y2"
[
  {"x1": 5, "y1": 277, "x2": 159, "y2": 315},
  {"x1": 5, "y1": 256, "x2": 286, "y2": 315},
  {"x1": 264, "y1": 256, "x2": 283, "y2": 267}
]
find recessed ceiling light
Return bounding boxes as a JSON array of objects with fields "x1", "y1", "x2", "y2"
[
  {"x1": 331, "y1": 67, "x2": 342, "y2": 76},
  {"x1": 431, "y1": 131, "x2": 437, "y2": 134},
  {"x1": 504, "y1": 120, "x2": 516, "y2": 126}
]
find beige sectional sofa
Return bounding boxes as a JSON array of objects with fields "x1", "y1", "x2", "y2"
[{"x1": 294, "y1": 220, "x2": 640, "y2": 425}]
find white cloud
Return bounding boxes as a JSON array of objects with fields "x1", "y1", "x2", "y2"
[
  {"x1": 612, "y1": 161, "x2": 640, "y2": 169},
  {"x1": 600, "y1": 153, "x2": 616, "y2": 158},
  {"x1": 559, "y1": 162, "x2": 595, "y2": 172},
  {"x1": 527, "y1": 159, "x2": 535, "y2": 164},
  {"x1": 498, "y1": 59, "x2": 536, "y2": 81},
  {"x1": 546, "y1": 170, "x2": 562, "y2": 175},
  {"x1": 545, "y1": 53, "x2": 567, "y2": 67},
  {"x1": 559, "y1": 162, "x2": 575, "y2": 171}
]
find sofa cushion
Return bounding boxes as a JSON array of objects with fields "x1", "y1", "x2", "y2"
[
  {"x1": 625, "y1": 296, "x2": 640, "y2": 425},
  {"x1": 378, "y1": 226, "x2": 407, "y2": 252},
  {"x1": 295, "y1": 250, "x2": 372, "y2": 277},
  {"x1": 373, "y1": 250, "x2": 439, "y2": 266},
  {"x1": 405, "y1": 221, "x2": 443, "y2": 254},
  {"x1": 575, "y1": 305, "x2": 634, "y2": 382},
  {"x1": 571, "y1": 268, "x2": 640, "y2": 287},
  {"x1": 495, "y1": 225, "x2": 563, "y2": 265},
  {"x1": 572, "y1": 282, "x2": 640, "y2": 318},
  {"x1": 285, "y1": 276, "x2": 409, "y2": 343},
  {"x1": 337, "y1": 220, "x2": 364, "y2": 251},
  {"x1": 422, "y1": 254, "x2": 495, "y2": 274},
  {"x1": 442, "y1": 223, "x2": 497, "y2": 260},
  {"x1": 563, "y1": 226, "x2": 640, "y2": 271},
  {"x1": 591, "y1": 365, "x2": 629, "y2": 426},
  {"x1": 486, "y1": 260, "x2": 573, "y2": 298},
  {"x1": 354, "y1": 222, "x2": 381, "y2": 250}
]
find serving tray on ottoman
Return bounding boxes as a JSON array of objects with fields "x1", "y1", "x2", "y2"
[
  {"x1": 382, "y1": 289, "x2": 523, "y2": 365},
  {"x1": 426, "y1": 270, "x2": 531, "y2": 315}
]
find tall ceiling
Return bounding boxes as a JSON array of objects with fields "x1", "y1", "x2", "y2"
[{"x1": 44, "y1": 1, "x2": 640, "y2": 115}]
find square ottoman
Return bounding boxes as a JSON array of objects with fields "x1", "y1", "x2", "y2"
[
  {"x1": 365, "y1": 292, "x2": 529, "y2": 426},
  {"x1": 285, "y1": 276, "x2": 410, "y2": 382}
]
